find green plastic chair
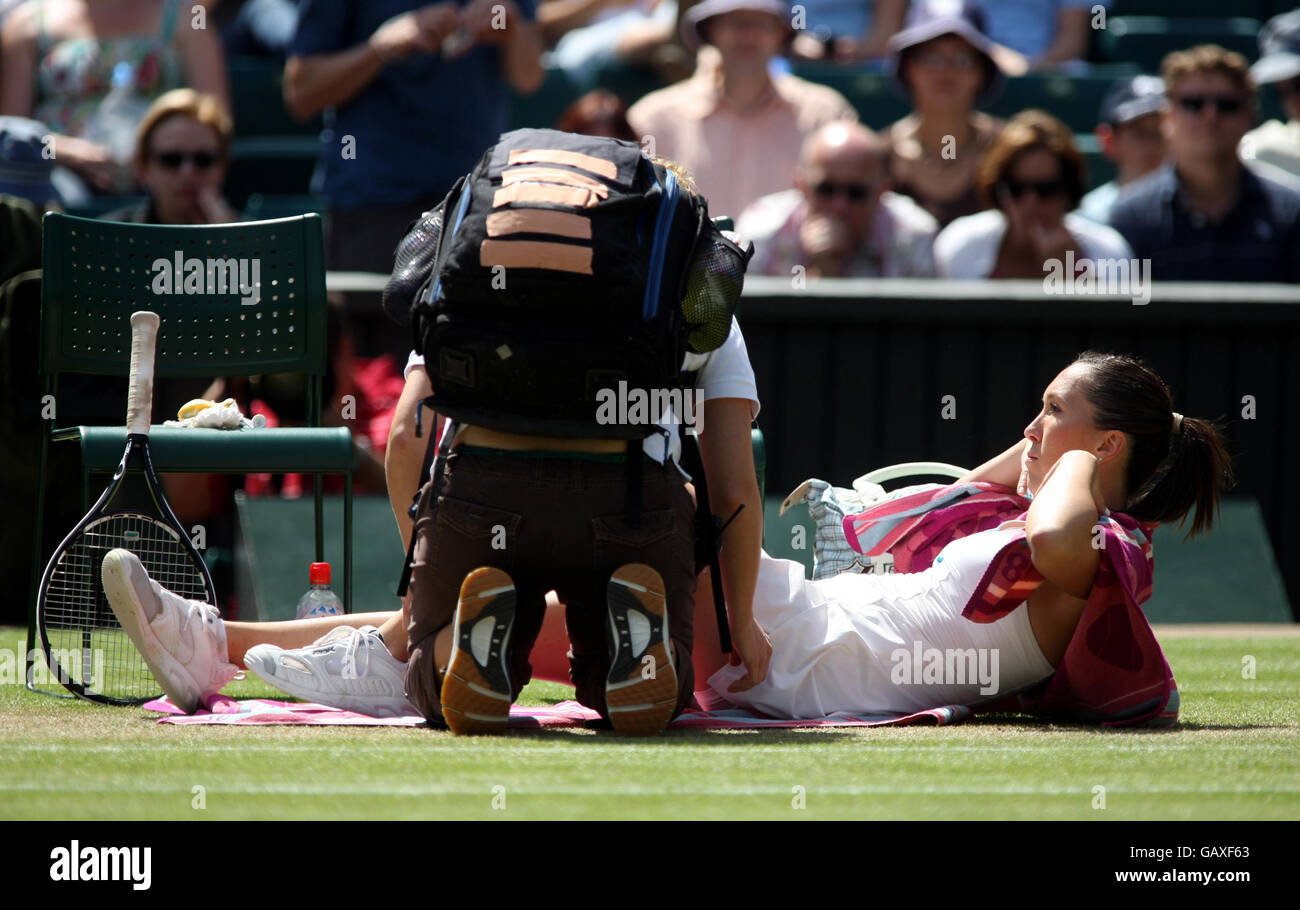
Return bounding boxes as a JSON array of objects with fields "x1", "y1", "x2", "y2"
[{"x1": 27, "y1": 212, "x2": 354, "y2": 689}]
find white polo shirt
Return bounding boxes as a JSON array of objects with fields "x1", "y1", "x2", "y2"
[{"x1": 404, "y1": 316, "x2": 761, "y2": 471}]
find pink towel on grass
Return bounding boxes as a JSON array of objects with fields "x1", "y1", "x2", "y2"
[{"x1": 145, "y1": 694, "x2": 971, "y2": 729}]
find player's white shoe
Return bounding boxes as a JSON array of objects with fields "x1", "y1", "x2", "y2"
[
  {"x1": 243, "y1": 626, "x2": 416, "y2": 718},
  {"x1": 101, "y1": 548, "x2": 241, "y2": 714}
]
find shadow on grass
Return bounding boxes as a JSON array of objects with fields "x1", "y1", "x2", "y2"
[
  {"x1": 495, "y1": 725, "x2": 862, "y2": 745},
  {"x1": 969, "y1": 712, "x2": 1290, "y2": 733}
]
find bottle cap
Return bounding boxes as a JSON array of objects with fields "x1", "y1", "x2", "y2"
[{"x1": 309, "y1": 562, "x2": 331, "y2": 585}]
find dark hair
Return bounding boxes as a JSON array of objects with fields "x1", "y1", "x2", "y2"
[
  {"x1": 554, "y1": 90, "x2": 638, "y2": 142},
  {"x1": 977, "y1": 109, "x2": 1087, "y2": 209},
  {"x1": 1072, "y1": 351, "x2": 1234, "y2": 538}
]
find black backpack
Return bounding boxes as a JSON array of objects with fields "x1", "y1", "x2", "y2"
[{"x1": 385, "y1": 127, "x2": 752, "y2": 439}]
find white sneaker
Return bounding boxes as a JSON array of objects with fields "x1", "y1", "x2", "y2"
[
  {"x1": 243, "y1": 625, "x2": 416, "y2": 718},
  {"x1": 101, "y1": 548, "x2": 241, "y2": 713}
]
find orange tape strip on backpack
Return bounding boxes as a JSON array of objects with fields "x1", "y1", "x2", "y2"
[
  {"x1": 501, "y1": 166, "x2": 611, "y2": 198},
  {"x1": 492, "y1": 182, "x2": 600, "y2": 209},
  {"x1": 485, "y1": 209, "x2": 593, "y2": 239},
  {"x1": 506, "y1": 148, "x2": 618, "y2": 180},
  {"x1": 479, "y1": 238, "x2": 594, "y2": 274}
]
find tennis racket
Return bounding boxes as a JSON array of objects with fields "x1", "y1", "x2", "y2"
[{"x1": 35, "y1": 311, "x2": 215, "y2": 704}]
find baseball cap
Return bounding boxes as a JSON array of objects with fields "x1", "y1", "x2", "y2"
[{"x1": 1100, "y1": 75, "x2": 1166, "y2": 126}]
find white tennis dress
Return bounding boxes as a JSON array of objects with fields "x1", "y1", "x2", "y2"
[{"x1": 709, "y1": 526, "x2": 1058, "y2": 718}]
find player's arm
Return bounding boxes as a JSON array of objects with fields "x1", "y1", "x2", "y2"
[
  {"x1": 283, "y1": 4, "x2": 457, "y2": 120},
  {"x1": 957, "y1": 439, "x2": 1029, "y2": 491},
  {"x1": 1024, "y1": 450, "x2": 1104, "y2": 598},
  {"x1": 697, "y1": 397, "x2": 770, "y2": 689},
  {"x1": 386, "y1": 364, "x2": 436, "y2": 552},
  {"x1": 469, "y1": 0, "x2": 544, "y2": 94}
]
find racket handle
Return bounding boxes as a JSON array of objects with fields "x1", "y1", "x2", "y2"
[{"x1": 127, "y1": 311, "x2": 161, "y2": 435}]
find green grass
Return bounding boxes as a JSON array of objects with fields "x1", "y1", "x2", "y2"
[{"x1": 1, "y1": 624, "x2": 1297, "y2": 820}]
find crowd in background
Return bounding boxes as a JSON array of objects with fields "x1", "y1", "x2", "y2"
[
  {"x1": 2, "y1": 0, "x2": 1299, "y2": 610},
  {"x1": 1, "y1": 0, "x2": 1297, "y2": 286}
]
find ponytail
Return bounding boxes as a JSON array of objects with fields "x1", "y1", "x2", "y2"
[{"x1": 1073, "y1": 352, "x2": 1235, "y2": 539}]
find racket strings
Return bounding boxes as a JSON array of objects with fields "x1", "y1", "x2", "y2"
[{"x1": 43, "y1": 512, "x2": 211, "y2": 701}]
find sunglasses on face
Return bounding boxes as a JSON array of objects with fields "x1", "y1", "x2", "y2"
[
  {"x1": 812, "y1": 180, "x2": 872, "y2": 201},
  {"x1": 913, "y1": 50, "x2": 979, "y2": 71},
  {"x1": 152, "y1": 150, "x2": 220, "y2": 170},
  {"x1": 1174, "y1": 94, "x2": 1246, "y2": 115},
  {"x1": 1000, "y1": 178, "x2": 1066, "y2": 200}
]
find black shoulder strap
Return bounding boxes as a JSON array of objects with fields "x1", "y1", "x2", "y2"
[
  {"x1": 396, "y1": 403, "x2": 454, "y2": 598},
  {"x1": 679, "y1": 426, "x2": 733, "y2": 654}
]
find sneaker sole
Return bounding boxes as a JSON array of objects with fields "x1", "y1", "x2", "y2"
[
  {"x1": 441, "y1": 567, "x2": 516, "y2": 734},
  {"x1": 606, "y1": 563, "x2": 677, "y2": 736},
  {"x1": 100, "y1": 550, "x2": 202, "y2": 713},
  {"x1": 242, "y1": 647, "x2": 417, "y2": 718}
]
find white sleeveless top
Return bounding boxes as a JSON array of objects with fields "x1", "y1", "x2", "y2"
[{"x1": 709, "y1": 526, "x2": 1057, "y2": 718}]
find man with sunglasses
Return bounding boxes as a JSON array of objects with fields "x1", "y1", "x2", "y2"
[
  {"x1": 1242, "y1": 9, "x2": 1300, "y2": 183},
  {"x1": 1108, "y1": 44, "x2": 1300, "y2": 283},
  {"x1": 736, "y1": 120, "x2": 938, "y2": 278}
]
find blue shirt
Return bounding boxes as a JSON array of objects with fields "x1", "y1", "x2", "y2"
[
  {"x1": 1108, "y1": 163, "x2": 1300, "y2": 283},
  {"x1": 798, "y1": 0, "x2": 872, "y2": 41},
  {"x1": 292, "y1": 0, "x2": 536, "y2": 210},
  {"x1": 975, "y1": 0, "x2": 1098, "y2": 61}
]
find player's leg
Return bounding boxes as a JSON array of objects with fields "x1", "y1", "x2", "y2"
[
  {"x1": 101, "y1": 548, "x2": 240, "y2": 713},
  {"x1": 405, "y1": 451, "x2": 543, "y2": 732},
  {"x1": 224, "y1": 612, "x2": 396, "y2": 668},
  {"x1": 565, "y1": 457, "x2": 697, "y2": 733}
]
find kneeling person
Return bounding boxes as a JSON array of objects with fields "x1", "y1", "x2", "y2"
[{"x1": 392, "y1": 129, "x2": 765, "y2": 735}]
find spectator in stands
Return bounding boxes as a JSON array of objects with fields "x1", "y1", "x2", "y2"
[
  {"x1": 737, "y1": 120, "x2": 938, "y2": 277},
  {"x1": 627, "y1": 0, "x2": 857, "y2": 220},
  {"x1": 284, "y1": 1, "x2": 544, "y2": 277},
  {"x1": 934, "y1": 109, "x2": 1131, "y2": 278},
  {"x1": 1242, "y1": 9, "x2": 1300, "y2": 182},
  {"x1": 0, "y1": 0, "x2": 229, "y2": 200},
  {"x1": 102, "y1": 89, "x2": 238, "y2": 224},
  {"x1": 554, "y1": 88, "x2": 639, "y2": 140},
  {"x1": 539, "y1": 0, "x2": 682, "y2": 90},
  {"x1": 0, "y1": 115, "x2": 64, "y2": 209},
  {"x1": 222, "y1": 0, "x2": 300, "y2": 58},
  {"x1": 882, "y1": 0, "x2": 1025, "y2": 228},
  {"x1": 788, "y1": 0, "x2": 907, "y2": 64},
  {"x1": 1109, "y1": 45, "x2": 1300, "y2": 283},
  {"x1": 974, "y1": 0, "x2": 1096, "y2": 71},
  {"x1": 1076, "y1": 75, "x2": 1167, "y2": 225}
]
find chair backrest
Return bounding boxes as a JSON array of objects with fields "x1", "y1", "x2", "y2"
[{"x1": 40, "y1": 212, "x2": 328, "y2": 385}]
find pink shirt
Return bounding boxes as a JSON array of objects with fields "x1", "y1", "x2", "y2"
[{"x1": 628, "y1": 70, "x2": 857, "y2": 220}]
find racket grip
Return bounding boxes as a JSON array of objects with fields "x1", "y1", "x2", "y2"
[{"x1": 127, "y1": 311, "x2": 161, "y2": 435}]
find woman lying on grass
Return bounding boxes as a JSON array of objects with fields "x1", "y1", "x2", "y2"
[{"x1": 101, "y1": 351, "x2": 1232, "y2": 722}]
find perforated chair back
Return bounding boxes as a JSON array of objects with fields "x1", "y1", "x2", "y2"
[{"x1": 39, "y1": 213, "x2": 327, "y2": 396}]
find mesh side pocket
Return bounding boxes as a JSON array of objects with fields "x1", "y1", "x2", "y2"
[
  {"x1": 382, "y1": 200, "x2": 447, "y2": 325},
  {"x1": 680, "y1": 229, "x2": 753, "y2": 353}
]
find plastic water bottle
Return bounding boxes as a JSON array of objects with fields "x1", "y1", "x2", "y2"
[
  {"x1": 82, "y1": 61, "x2": 148, "y2": 193},
  {"x1": 295, "y1": 562, "x2": 343, "y2": 619}
]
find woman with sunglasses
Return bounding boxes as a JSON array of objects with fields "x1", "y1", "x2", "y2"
[
  {"x1": 103, "y1": 88, "x2": 237, "y2": 225},
  {"x1": 0, "y1": 0, "x2": 228, "y2": 199},
  {"x1": 933, "y1": 109, "x2": 1132, "y2": 279},
  {"x1": 880, "y1": 0, "x2": 1027, "y2": 229}
]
